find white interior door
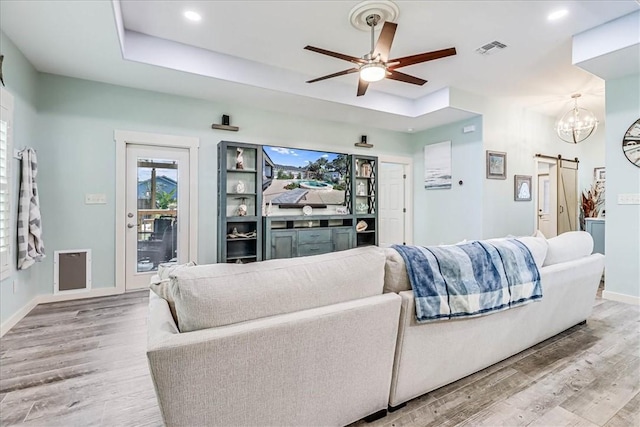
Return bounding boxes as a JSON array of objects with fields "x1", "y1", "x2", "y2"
[
  {"x1": 379, "y1": 162, "x2": 406, "y2": 246},
  {"x1": 537, "y1": 174, "x2": 554, "y2": 237},
  {"x1": 125, "y1": 145, "x2": 190, "y2": 290}
]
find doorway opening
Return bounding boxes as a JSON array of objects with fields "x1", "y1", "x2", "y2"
[
  {"x1": 115, "y1": 131, "x2": 199, "y2": 292},
  {"x1": 535, "y1": 154, "x2": 579, "y2": 238}
]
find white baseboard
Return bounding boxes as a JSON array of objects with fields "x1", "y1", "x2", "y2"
[
  {"x1": 37, "y1": 286, "x2": 123, "y2": 304},
  {"x1": 1, "y1": 296, "x2": 39, "y2": 337},
  {"x1": 1, "y1": 287, "x2": 125, "y2": 337},
  {"x1": 602, "y1": 290, "x2": 640, "y2": 306}
]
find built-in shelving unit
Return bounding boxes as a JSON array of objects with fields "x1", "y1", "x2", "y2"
[
  {"x1": 217, "y1": 141, "x2": 263, "y2": 263},
  {"x1": 352, "y1": 155, "x2": 378, "y2": 247},
  {"x1": 218, "y1": 141, "x2": 378, "y2": 262}
]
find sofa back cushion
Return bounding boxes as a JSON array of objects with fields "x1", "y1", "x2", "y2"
[
  {"x1": 167, "y1": 246, "x2": 386, "y2": 332},
  {"x1": 543, "y1": 231, "x2": 594, "y2": 267}
]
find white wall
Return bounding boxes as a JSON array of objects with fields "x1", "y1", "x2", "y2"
[
  {"x1": 0, "y1": 31, "x2": 42, "y2": 327},
  {"x1": 450, "y1": 88, "x2": 606, "y2": 238},
  {"x1": 604, "y1": 74, "x2": 640, "y2": 301},
  {"x1": 411, "y1": 116, "x2": 484, "y2": 245},
  {"x1": 32, "y1": 73, "x2": 414, "y2": 296}
]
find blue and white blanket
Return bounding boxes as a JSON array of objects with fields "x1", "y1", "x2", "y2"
[{"x1": 392, "y1": 239, "x2": 542, "y2": 323}]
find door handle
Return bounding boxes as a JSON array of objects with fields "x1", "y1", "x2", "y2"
[
  {"x1": 559, "y1": 206, "x2": 564, "y2": 214},
  {"x1": 127, "y1": 223, "x2": 135, "y2": 229}
]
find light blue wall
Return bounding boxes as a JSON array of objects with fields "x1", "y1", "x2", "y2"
[
  {"x1": 33, "y1": 73, "x2": 413, "y2": 293},
  {"x1": 604, "y1": 74, "x2": 640, "y2": 299},
  {"x1": 0, "y1": 31, "x2": 42, "y2": 324},
  {"x1": 411, "y1": 116, "x2": 484, "y2": 245}
]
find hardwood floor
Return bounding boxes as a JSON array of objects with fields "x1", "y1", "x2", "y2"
[{"x1": 1, "y1": 290, "x2": 638, "y2": 427}]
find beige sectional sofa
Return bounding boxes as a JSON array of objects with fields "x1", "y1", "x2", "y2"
[
  {"x1": 147, "y1": 247, "x2": 401, "y2": 427},
  {"x1": 384, "y1": 231, "x2": 604, "y2": 408},
  {"x1": 147, "y1": 231, "x2": 604, "y2": 426}
]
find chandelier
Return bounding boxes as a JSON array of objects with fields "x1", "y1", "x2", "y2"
[{"x1": 555, "y1": 94, "x2": 599, "y2": 144}]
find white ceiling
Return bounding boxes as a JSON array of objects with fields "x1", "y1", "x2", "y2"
[{"x1": 1, "y1": 0, "x2": 638, "y2": 132}]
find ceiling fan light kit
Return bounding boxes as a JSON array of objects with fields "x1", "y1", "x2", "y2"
[
  {"x1": 305, "y1": 0, "x2": 456, "y2": 96},
  {"x1": 360, "y1": 63, "x2": 386, "y2": 82},
  {"x1": 555, "y1": 94, "x2": 599, "y2": 144}
]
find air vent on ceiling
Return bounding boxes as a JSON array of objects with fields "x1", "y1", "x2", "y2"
[{"x1": 476, "y1": 40, "x2": 507, "y2": 55}]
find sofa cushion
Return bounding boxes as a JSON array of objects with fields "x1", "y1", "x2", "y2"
[
  {"x1": 543, "y1": 231, "x2": 594, "y2": 267},
  {"x1": 514, "y1": 235, "x2": 548, "y2": 269},
  {"x1": 167, "y1": 246, "x2": 386, "y2": 332},
  {"x1": 384, "y1": 247, "x2": 411, "y2": 293}
]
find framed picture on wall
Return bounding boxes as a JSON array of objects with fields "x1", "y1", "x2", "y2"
[
  {"x1": 486, "y1": 151, "x2": 507, "y2": 179},
  {"x1": 594, "y1": 167, "x2": 605, "y2": 182},
  {"x1": 514, "y1": 175, "x2": 532, "y2": 201}
]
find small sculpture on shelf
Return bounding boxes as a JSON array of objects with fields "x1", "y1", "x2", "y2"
[
  {"x1": 235, "y1": 147, "x2": 244, "y2": 170},
  {"x1": 236, "y1": 180, "x2": 245, "y2": 193},
  {"x1": 360, "y1": 162, "x2": 372, "y2": 178},
  {"x1": 356, "y1": 202, "x2": 368, "y2": 214},
  {"x1": 357, "y1": 181, "x2": 366, "y2": 196},
  {"x1": 236, "y1": 197, "x2": 248, "y2": 216}
]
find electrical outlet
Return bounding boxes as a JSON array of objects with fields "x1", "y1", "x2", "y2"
[
  {"x1": 85, "y1": 193, "x2": 107, "y2": 204},
  {"x1": 617, "y1": 193, "x2": 640, "y2": 205}
]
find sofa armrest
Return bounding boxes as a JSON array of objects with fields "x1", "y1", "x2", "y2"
[{"x1": 147, "y1": 292, "x2": 401, "y2": 427}]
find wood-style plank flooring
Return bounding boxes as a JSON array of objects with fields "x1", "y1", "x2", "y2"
[{"x1": 1, "y1": 289, "x2": 639, "y2": 427}]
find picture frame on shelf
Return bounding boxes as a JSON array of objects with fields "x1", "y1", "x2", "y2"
[
  {"x1": 514, "y1": 175, "x2": 532, "y2": 201},
  {"x1": 486, "y1": 150, "x2": 507, "y2": 180}
]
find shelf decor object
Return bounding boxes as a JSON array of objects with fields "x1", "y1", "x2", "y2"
[
  {"x1": 555, "y1": 94, "x2": 599, "y2": 144},
  {"x1": 211, "y1": 114, "x2": 240, "y2": 132}
]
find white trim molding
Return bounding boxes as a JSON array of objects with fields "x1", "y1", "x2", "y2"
[
  {"x1": 0, "y1": 296, "x2": 39, "y2": 337},
  {"x1": 602, "y1": 290, "x2": 640, "y2": 306},
  {"x1": 114, "y1": 130, "x2": 199, "y2": 292}
]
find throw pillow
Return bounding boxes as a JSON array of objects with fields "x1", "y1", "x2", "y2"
[{"x1": 543, "y1": 231, "x2": 594, "y2": 267}]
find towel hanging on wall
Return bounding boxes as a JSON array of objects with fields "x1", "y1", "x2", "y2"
[{"x1": 17, "y1": 148, "x2": 45, "y2": 270}]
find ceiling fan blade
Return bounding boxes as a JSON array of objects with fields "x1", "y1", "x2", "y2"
[
  {"x1": 386, "y1": 70, "x2": 427, "y2": 86},
  {"x1": 388, "y1": 47, "x2": 457, "y2": 69},
  {"x1": 304, "y1": 46, "x2": 366, "y2": 65},
  {"x1": 373, "y1": 21, "x2": 397, "y2": 62},
  {"x1": 306, "y1": 68, "x2": 359, "y2": 83},
  {"x1": 357, "y1": 79, "x2": 369, "y2": 97}
]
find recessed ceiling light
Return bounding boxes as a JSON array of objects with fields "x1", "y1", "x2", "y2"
[
  {"x1": 548, "y1": 9, "x2": 568, "y2": 21},
  {"x1": 184, "y1": 11, "x2": 202, "y2": 22},
  {"x1": 407, "y1": 128, "x2": 414, "y2": 132}
]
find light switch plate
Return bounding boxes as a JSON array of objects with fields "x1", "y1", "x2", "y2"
[
  {"x1": 617, "y1": 193, "x2": 640, "y2": 205},
  {"x1": 85, "y1": 193, "x2": 107, "y2": 204}
]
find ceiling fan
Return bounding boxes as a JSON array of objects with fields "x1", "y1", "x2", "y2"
[{"x1": 304, "y1": 14, "x2": 456, "y2": 97}]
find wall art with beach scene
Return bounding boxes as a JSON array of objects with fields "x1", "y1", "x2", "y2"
[{"x1": 424, "y1": 141, "x2": 452, "y2": 190}]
